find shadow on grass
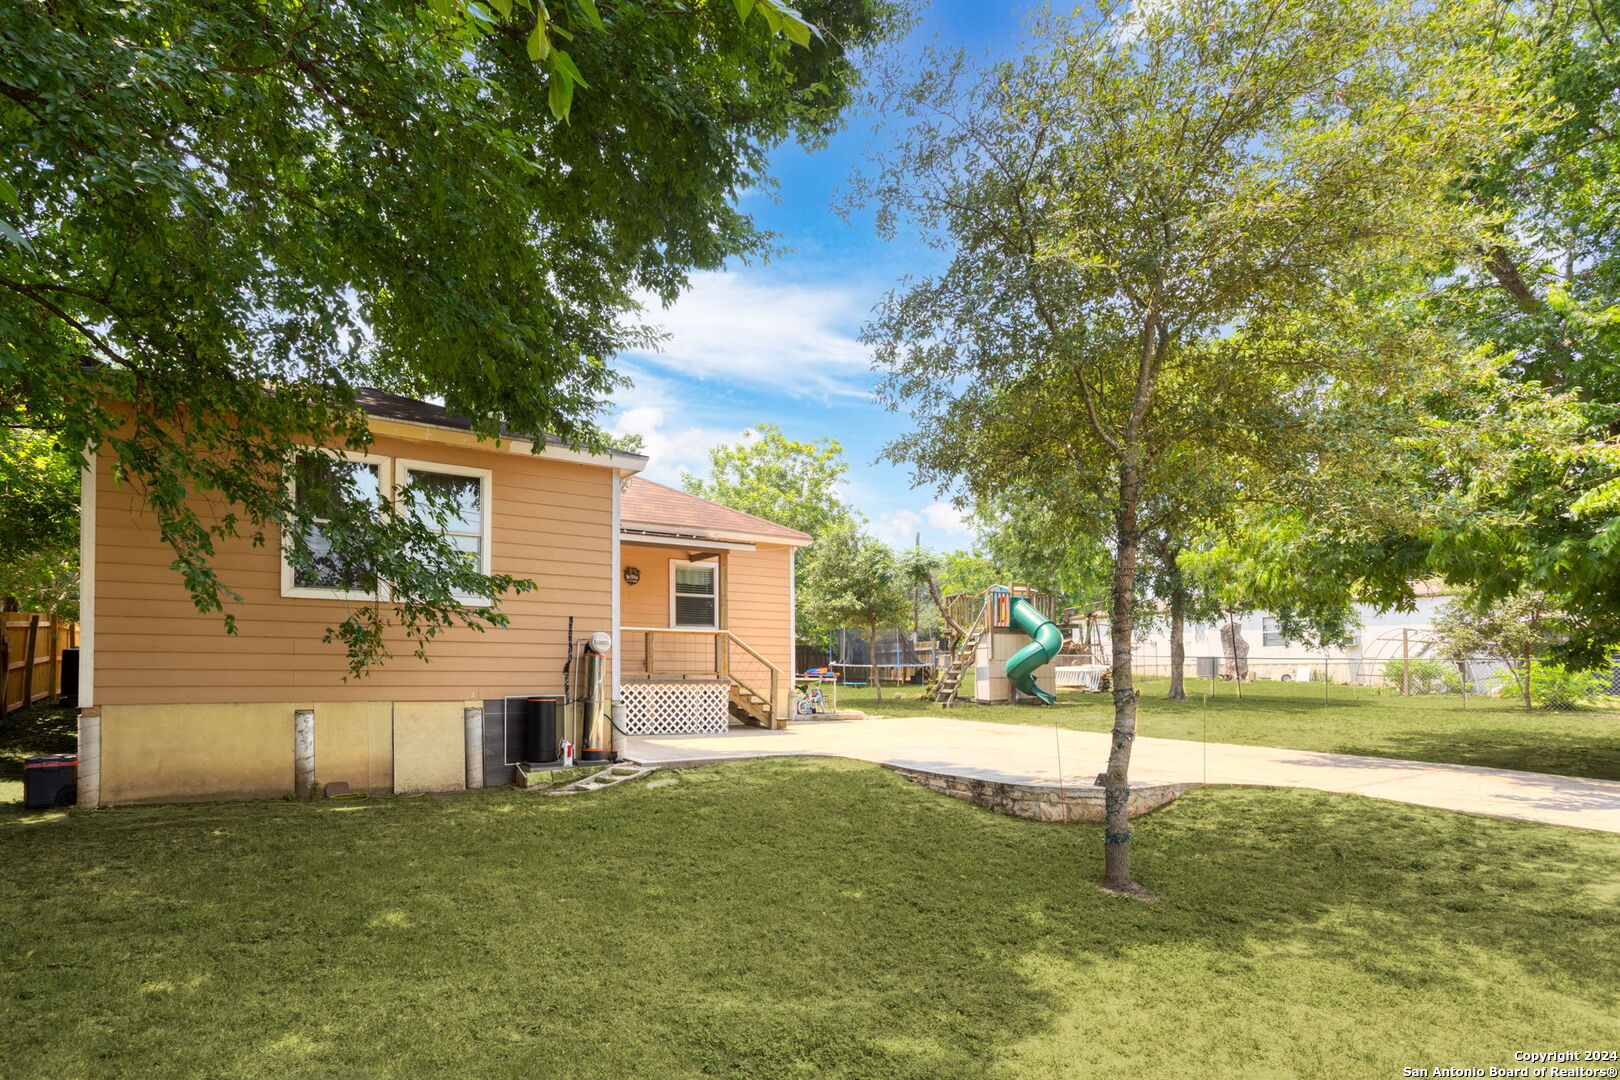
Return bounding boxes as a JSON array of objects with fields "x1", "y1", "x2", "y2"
[
  {"x1": 0, "y1": 758, "x2": 1617, "y2": 1078},
  {"x1": 1326, "y1": 728, "x2": 1620, "y2": 783},
  {"x1": 0, "y1": 699, "x2": 75, "y2": 796}
]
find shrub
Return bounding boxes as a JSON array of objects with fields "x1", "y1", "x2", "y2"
[
  {"x1": 1381, "y1": 658, "x2": 1463, "y2": 694},
  {"x1": 1526, "y1": 663, "x2": 1614, "y2": 710}
]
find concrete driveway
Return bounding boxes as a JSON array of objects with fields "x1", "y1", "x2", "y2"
[{"x1": 621, "y1": 713, "x2": 1620, "y2": 834}]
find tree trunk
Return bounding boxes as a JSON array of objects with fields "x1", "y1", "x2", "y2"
[
  {"x1": 924, "y1": 573, "x2": 965, "y2": 639},
  {"x1": 1166, "y1": 550, "x2": 1187, "y2": 701},
  {"x1": 870, "y1": 620, "x2": 882, "y2": 703},
  {"x1": 1102, "y1": 455, "x2": 1151, "y2": 898}
]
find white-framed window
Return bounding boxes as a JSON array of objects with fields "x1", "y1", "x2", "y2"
[
  {"x1": 1342, "y1": 627, "x2": 1361, "y2": 648},
  {"x1": 281, "y1": 450, "x2": 390, "y2": 601},
  {"x1": 280, "y1": 452, "x2": 494, "y2": 604},
  {"x1": 395, "y1": 458, "x2": 493, "y2": 605},
  {"x1": 670, "y1": 560, "x2": 718, "y2": 629},
  {"x1": 1262, "y1": 616, "x2": 1288, "y2": 648}
]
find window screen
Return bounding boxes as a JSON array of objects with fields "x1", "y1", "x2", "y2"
[
  {"x1": 403, "y1": 468, "x2": 485, "y2": 570},
  {"x1": 291, "y1": 457, "x2": 381, "y2": 591},
  {"x1": 673, "y1": 563, "x2": 717, "y2": 628}
]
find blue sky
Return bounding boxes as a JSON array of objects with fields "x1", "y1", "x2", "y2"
[{"x1": 607, "y1": 1, "x2": 1033, "y2": 552}]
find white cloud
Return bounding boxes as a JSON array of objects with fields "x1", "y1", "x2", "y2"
[
  {"x1": 869, "y1": 508, "x2": 923, "y2": 548},
  {"x1": 626, "y1": 271, "x2": 875, "y2": 400},
  {"x1": 869, "y1": 502, "x2": 977, "y2": 550},
  {"x1": 922, "y1": 501, "x2": 975, "y2": 538},
  {"x1": 608, "y1": 407, "x2": 725, "y2": 486}
]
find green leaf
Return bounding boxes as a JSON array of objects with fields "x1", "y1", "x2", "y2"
[
  {"x1": 576, "y1": 0, "x2": 604, "y2": 30},
  {"x1": 489, "y1": 0, "x2": 513, "y2": 17},
  {"x1": 551, "y1": 48, "x2": 588, "y2": 89},
  {"x1": 527, "y1": 20, "x2": 548, "y2": 61},
  {"x1": 758, "y1": 3, "x2": 783, "y2": 35},
  {"x1": 782, "y1": 12, "x2": 811, "y2": 47},
  {"x1": 0, "y1": 176, "x2": 17, "y2": 209},
  {"x1": 547, "y1": 72, "x2": 574, "y2": 120},
  {"x1": 733, "y1": 0, "x2": 756, "y2": 19},
  {"x1": 0, "y1": 217, "x2": 33, "y2": 252}
]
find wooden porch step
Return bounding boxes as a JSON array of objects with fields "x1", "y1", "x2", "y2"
[{"x1": 727, "y1": 684, "x2": 774, "y2": 729}]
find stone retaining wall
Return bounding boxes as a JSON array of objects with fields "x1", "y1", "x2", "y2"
[{"x1": 885, "y1": 764, "x2": 1194, "y2": 824}]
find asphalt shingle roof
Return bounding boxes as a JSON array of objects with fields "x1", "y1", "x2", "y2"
[{"x1": 620, "y1": 477, "x2": 811, "y2": 545}]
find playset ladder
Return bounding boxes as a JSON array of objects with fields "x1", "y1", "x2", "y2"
[{"x1": 927, "y1": 609, "x2": 987, "y2": 708}]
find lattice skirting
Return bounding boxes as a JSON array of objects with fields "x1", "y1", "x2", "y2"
[{"x1": 620, "y1": 681, "x2": 729, "y2": 735}]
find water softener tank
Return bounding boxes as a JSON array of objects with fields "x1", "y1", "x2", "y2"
[{"x1": 579, "y1": 633, "x2": 613, "y2": 762}]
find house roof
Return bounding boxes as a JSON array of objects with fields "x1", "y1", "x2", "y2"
[
  {"x1": 356, "y1": 387, "x2": 547, "y2": 440},
  {"x1": 620, "y1": 477, "x2": 812, "y2": 547},
  {"x1": 355, "y1": 387, "x2": 648, "y2": 469}
]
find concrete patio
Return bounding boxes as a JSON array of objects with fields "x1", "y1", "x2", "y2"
[{"x1": 621, "y1": 712, "x2": 1620, "y2": 833}]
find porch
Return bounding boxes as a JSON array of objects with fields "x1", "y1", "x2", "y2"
[
  {"x1": 616, "y1": 479, "x2": 807, "y2": 737},
  {"x1": 619, "y1": 627, "x2": 787, "y2": 733}
]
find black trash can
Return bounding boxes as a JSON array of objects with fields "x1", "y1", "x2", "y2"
[
  {"x1": 524, "y1": 696, "x2": 563, "y2": 764},
  {"x1": 61, "y1": 647, "x2": 80, "y2": 705},
  {"x1": 23, "y1": 755, "x2": 76, "y2": 809}
]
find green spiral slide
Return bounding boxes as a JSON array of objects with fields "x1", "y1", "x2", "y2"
[{"x1": 1006, "y1": 595, "x2": 1062, "y2": 705}]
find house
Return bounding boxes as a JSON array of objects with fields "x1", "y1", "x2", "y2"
[
  {"x1": 76, "y1": 390, "x2": 809, "y2": 805},
  {"x1": 1128, "y1": 582, "x2": 1459, "y2": 681}
]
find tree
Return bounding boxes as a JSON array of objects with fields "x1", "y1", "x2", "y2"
[
  {"x1": 800, "y1": 524, "x2": 910, "y2": 701},
  {"x1": 855, "y1": 0, "x2": 1514, "y2": 895},
  {"x1": 1182, "y1": 509, "x2": 1369, "y2": 649},
  {"x1": 432, "y1": 0, "x2": 827, "y2": 123},
  {"x1": 0, "y1": 0, "x2": 894, "y2": 673},
  {"x1": 970, "y1": 492, "x2": 1111, "y2": 608},
  {"x1": 682, "y1": 424, "x2": 859, "y2": 541},
  {"x1": 898, "y1": 547, "x2": 964, "y2": 642},
  {"x1": 932, "y1": 549, "x2": 1012, "y2": 599},
  {"x1": 1432, "y1": 591, "x2": 1565, "y2": 709},
  {"x1": 683, "y1": 423, "x2": 862, "y2": 651},
  {"x1": 0, "y1": 424, "x2": 79, "y2": 617},
  {"x1": 1397, "y1": 0, "x2": 1620, "y2": 670},
  {"x1": 898, "y1": 545, "x2": 1022, "y2": 647}
]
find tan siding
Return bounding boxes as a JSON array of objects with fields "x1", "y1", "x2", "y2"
[
  {"x1": 94, "y1": 433, "x2": 615, "y2": 705},
  {"x1": 618, "y1": 544, "x2": 680, "y2": 630},
  {"x1": 724, "y1": 544, "x2": 795, "y2": 677},
  {"x1": 618, "y1": 545, "x2": 708, "y2": 676}
]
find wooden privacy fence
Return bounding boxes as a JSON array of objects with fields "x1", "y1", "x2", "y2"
[{"x1": 3, "y1": 611, "x2": 78, "y2": 715}]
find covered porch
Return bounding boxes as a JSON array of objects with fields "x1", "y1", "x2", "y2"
[{"x1": 616, "y1": 479, "x2": 807, "y2": 734}]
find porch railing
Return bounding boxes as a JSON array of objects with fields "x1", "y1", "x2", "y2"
[{"x1": 619, "y1": 626, "x2": 783, "y2": 721}]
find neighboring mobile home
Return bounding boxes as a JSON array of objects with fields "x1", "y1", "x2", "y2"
[
  {"x1": 78, "y1": 391, "x2": 809, "y2": 805},
  {"x1": 1128, "y1": 582, "x2": 1458, "y2": 681}
]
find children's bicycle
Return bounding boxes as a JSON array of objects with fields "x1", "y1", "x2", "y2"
[{"x1": 795, "y1": 685, "x2": 828, "y2": 715}]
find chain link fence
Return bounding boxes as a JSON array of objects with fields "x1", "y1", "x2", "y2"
[{"x1": 1125, "y1": 656, "x2": 1620, "y2": 712}]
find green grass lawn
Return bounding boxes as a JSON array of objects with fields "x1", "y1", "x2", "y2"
[
  {"x1": 1, "y1": 758, "x2": 1616, "y2": 1079},
  {"x1": 837, "y1": 676, "x2": 1620, "y2": 781}
]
